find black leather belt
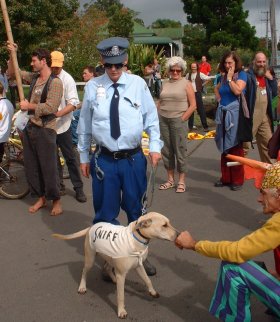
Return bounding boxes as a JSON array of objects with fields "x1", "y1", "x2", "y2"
[{"x1": 98, "y1": 145, "x2": 141, "y2": 160}]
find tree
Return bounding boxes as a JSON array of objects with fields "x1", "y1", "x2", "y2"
[
  {"x1": 0, "y1": 0, "x2": 79, "y2": 68},
  {"x1": 181, "y1": 0, "x2": 258, "y2": 51},
  {"x1": 183, "y1": 24, "x2": 207, "y2": 60},
  {"x1": 58, "y1": 5, "x2": 108, "y2": 80},
  {"x1": 107, "y1": 7, "x2": 134, "y2": 39},
  {"x1": 151, "y1": 19, "x2": 182, "y2": 28},
  {"x1": 90, "y1": 0, "x2": 134, "y2": 39}
]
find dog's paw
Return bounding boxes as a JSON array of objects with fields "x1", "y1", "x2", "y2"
[
  {"x1": 149, "y1": 290, "x2": 160, "y2": 298},
  {"x1": 78, "y1": 287, "x2": 87, "y2": 294},
  {"x1": 118, "y1": 308, "x2": 128, "y2": 319}
]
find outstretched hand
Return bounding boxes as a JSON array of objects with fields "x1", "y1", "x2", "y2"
[{"x1": 175, "y1": 231, "x2": 197, "y2": 250}]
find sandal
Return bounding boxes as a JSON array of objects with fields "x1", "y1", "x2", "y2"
[
  {"x1": 159, "y1": 180, "x2": 175, "y2": 190},
  {"x1": 176, "y1": 182, "x2": 186, "y2": 193}
]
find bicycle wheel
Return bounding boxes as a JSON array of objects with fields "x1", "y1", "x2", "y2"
[{"x1": 0, "y1": 160, "x2": 29, "y2": 199}]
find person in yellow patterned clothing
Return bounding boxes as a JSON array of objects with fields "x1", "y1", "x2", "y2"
[{"x1": 176, "y1": 160, "x2": 280, "y2": 321}]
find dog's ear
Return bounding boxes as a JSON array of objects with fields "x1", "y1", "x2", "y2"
[{"x1": 135, "y1": 218, "x2": 152, "y2": 229}]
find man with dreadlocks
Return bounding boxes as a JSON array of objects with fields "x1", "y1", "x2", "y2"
[{"x1": 176, "y1": 158, "x2": 280, "y2": 321}]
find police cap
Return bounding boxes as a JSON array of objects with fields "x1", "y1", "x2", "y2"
[{"x1": 97, "y1": 37, "x2": 129, "y2": 64}]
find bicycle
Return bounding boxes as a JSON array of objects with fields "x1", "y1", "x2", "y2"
[{"x1": 0, "y1": 137, "x2": 29, "y2": 199}]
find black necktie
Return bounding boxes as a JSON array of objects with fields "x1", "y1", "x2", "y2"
[{"x1": 110, "y1": 83, "x2": 121, "y2": 140}]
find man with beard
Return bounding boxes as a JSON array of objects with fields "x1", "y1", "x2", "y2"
[{"x1": 244, "y1": 52, "x2": 277, "y2": 163}]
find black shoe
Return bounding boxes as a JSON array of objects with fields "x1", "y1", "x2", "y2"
[
  {"x1": 203, "y1": 127, "x2": 209, "y2": 132},
  {"x1": 75, "y1": 188, "x2": 87, "y2": 202},
  {"x1": 214, "y1": 180, "x2": 226, "y2": 187},
  {"x1": 143, "y1": 259, "x2": 156, "y2": 276},
  {"x1": 230, "y1": 184, "x2": 242, "y2": 191}
]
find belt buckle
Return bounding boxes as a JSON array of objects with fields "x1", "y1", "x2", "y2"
[{"x1": 113, "y1": 151, "x2": 123, "y2": 160}]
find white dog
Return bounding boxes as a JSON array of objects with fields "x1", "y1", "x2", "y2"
[{"x1": 53, "y1": 212, "x2": 178, "y2": 319}]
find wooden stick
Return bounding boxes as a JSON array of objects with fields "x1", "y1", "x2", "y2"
[{"x1": 0, "y1": 0, "x2": 24, "y2": 101}]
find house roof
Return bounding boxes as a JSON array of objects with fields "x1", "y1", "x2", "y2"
[
  {"x1": 133, "y1": 22, "x2": 155, "y2": 37},
  {"x1": 133, "y1": 22, "x2": 174, "y2": 45},
  {"x1": 134, "y1": 36, "x2": 174, "y2": 45},
  {"x1": 152, "y1": 27, "x2": 184, "y2": 40}
]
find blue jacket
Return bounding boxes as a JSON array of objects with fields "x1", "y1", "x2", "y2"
[{"x1": 246, "y1": 68, "x2": 278, "y2": 132}]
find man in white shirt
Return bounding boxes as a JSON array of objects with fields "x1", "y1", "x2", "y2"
[{"x1": 51, "y1": 51, "x2": 87, "y2": 203}]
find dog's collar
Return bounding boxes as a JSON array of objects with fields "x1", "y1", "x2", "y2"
[{"x1": 132, "y1": 229, "x2": 150, "y2": 245}]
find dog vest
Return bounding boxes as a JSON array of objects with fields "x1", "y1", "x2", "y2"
[{"x1": 89, "y1": 222, "x2": 148, "y2": 261}]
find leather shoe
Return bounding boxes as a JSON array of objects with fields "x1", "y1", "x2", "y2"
[
  {"x1": 143, "y1": 259, "x2": 156, "y2": 276},
  {"x1": 75, "y1": 188, "x2": 87, "y2": 202},
  {"x1": 230, "y1": 184, "x2": 242, "y2": 191}
]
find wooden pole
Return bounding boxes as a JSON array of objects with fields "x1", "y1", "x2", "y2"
[{"x1": 0, "y1": 0, "x2": 24, "y2": 101}]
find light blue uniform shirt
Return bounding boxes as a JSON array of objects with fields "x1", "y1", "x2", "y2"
[{"x1": 78, "y1": 72, "x2": 163, "y2": 163}]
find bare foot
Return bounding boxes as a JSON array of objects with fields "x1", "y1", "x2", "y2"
[
  {"x1": 29, "y1": 197, "x2": 47, "y2": 214},
  {"x1": 50, "y1": 199, "x2": 63, "y2": 216}
]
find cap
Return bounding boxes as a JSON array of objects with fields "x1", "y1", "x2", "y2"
[
  {"x1": 261, "y1": 161, "x2": 280, "y2": 190},
  {"x1": 51, "y1": 51, "x2": 64, "y2": 68},
  {"x1": 97, "y1": 37, "x2": 129, "y2": 64}
]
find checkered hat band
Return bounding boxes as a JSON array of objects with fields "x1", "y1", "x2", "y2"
[{"x1": 100, "y1": 46, "x2": 125, "y2": 57}]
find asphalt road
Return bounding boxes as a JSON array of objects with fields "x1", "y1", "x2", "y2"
[{"x1": 0, "y1": 138, "x2": 276, "y2": 322}]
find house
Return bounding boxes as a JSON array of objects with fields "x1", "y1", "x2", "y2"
[{"x1": 132, "y1": 22, "x2": 182, "y2": 57}]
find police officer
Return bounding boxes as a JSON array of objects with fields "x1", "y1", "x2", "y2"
[{"x1": 78, "y1": 37, "x2": 162, "y2": 276}]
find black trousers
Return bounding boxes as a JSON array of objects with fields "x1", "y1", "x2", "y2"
[
  {"x1": 23, "y1": 124, "x2": 60, "y2": 200},
  {"x1": 56, "y1": 127, "x2": 83, "y2": 191},
  {"x1": 188, "y1": 91, "x2": 208, "y2": 130}
]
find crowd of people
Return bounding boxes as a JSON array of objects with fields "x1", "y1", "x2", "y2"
[{"x1": 0, "y1": 36, "x2": 280, "y2": 321}]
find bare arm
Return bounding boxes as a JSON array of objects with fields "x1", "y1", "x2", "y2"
[
  {"x1": 181, "y1": 81, "x2": 197, "y2": 121},
  {"x1": 214, "y1": 82, "x2": 221, "y2": 102}
]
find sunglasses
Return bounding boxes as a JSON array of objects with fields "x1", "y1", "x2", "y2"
[
  {"x1": 170, "y1": 69, "x2": 182, "y2": 73},
  {"x1": 104, "y1": 63, "x2": 124, "y2": 69}
]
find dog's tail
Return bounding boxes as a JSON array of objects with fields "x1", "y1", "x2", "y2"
[{"x1": 52, "y1": 227, "x2": 90, "y2": 240}]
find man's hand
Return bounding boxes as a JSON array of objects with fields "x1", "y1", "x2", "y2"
[
  {"x1": 19, "y1": 100, "x2": 29, "y2": 111},
  {"x1": 175, "y1": 231, "x2": 197, "y2": 250},
  {"x1": 265, "y1": 70, "x2": 273, "y2": 80},
  {"x1": 7, "y1": 41, "x2": 18, "y2": 53},
  {"x1": 80, "y1": 163, "x2": 90, "y2": 178},
  {"x1": 149, "y1": 152, "x2": 161, "y2": 167}
]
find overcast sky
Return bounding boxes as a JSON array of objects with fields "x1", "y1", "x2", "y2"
[{"x1": 80, "y1": 0, "x2": 280, "y2": 38}]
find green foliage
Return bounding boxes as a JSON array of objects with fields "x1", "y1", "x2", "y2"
[
  {"x1": 208, "y1": 45, "x2": 232, "y2": 62},
  {"x1": 151, "y1": 19, "x2": 182, "y2": 28},
  {"x1": 181, "y1": 0, "x2": 258, "y2": 52},
  {"x1": 108, "y1": 7, "x2": 134, "y2": 39},
  {"x1": 128, "y1": 44, "x2": 166, "y2": 77},
  {"x1": 208, "y1": 45, "x2": 254, "y2": 68},
  {"x1": 58, "y1": 5, "x2": 108, "y2": 80},
  {"x1": 0, "y1": 0, "x2": 79, "y2": 68},
  {"x1": 235, "y1": 48, "x2": 254, "y2": 67},
  {"x1": 183, "y1": 24, "x2": 207, "y2": 60}
]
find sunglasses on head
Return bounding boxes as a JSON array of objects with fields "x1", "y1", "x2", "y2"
[
  {"x1": 170, "y1": 69, "x2": 182, "y2": 73},
  {"x1": 104, "y1": 63, "x2": 124, "y2": 69}
]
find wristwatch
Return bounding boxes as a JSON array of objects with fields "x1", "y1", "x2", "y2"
[{"x1": 227, "y1": 79, "x2": 232, "y2": 83}]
